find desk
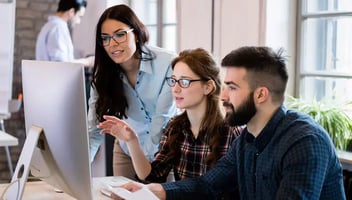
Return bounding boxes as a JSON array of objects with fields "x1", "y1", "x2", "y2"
[
  {"x1": 0, "y1": 177, "x2": 130, "y2": 200},
  {"x1": 338, "y1": 150, "x2": 352, "y2": 171},
  {"x1": 0, "y1": 130, "x2": 18, "y2": 146}
]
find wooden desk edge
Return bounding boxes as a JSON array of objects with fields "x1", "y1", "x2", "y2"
[{"x1": 337, "y1": 150, "x2": 352, "y2": 171}]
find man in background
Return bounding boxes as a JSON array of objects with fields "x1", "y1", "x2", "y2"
[{"x1": 35, "y1": 0, "x2": 92, "y2": 65}]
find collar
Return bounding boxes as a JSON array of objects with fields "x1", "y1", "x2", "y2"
[
  {"x1": 244, "y1": 105, "x2": 286, "y2": 152},
  {"x1": 48, "y1": 15, "x2": 66, "y2": 24},
  {"x1": 139, "y1": 47, "x2": 153, "y2": 75},
  {"x1": 118, "y1": 46, "x2": 154, "y2": 79}
]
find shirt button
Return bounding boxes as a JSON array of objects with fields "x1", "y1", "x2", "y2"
[
  {"x1": 137, "y1": 81, "x2": 140, "y2": 84},
  {"x1": 146, "y1": 131, "x2": 149, "y2": 134},
  {"x1": 141, "y1": 107, "x2": 144, "y2": 110}
]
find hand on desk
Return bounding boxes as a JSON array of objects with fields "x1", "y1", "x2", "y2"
[{"x1": 109, "y1": 181, "x2": 166, "y2": 200}]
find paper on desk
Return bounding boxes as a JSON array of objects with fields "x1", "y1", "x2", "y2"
[
  {"x1": 109, "y1": 186, "x2": 159, "y2": 200},
  {"x1": 109, "y1": 176, "x2": 131, "y2": 186}
]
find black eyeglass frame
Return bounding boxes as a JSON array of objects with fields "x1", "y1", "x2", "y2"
[
  {"x1": 100, "y1": 28, "x2": 134, "y2": 47},
  {"x1": 165, "y1": 77, "x2": 206, "y2": 88}
]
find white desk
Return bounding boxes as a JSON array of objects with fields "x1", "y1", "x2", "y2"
[
  {"x1": 0, "y1": 176, "x2": 131, "y2": 200},
  {"x1": 0, "y1": 130, "x2": 18, "y2": 146}
]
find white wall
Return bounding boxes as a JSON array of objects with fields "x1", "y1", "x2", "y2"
[
  {"x1": 177, "y1": 0, "x2": 213, "y2": 52},
  {"x1": 265, "y1": 0, "x2": 297, "y2": 96},
  {"x1": 72, "y1": 0, "x2": 108, "y2": 57},
  {"x1": 0, "y1": 0, "x2": 16, "y2": 115},
  {"x1": 178, "y1": 0, "x2": 263, "y2": 62},
  {"x1": 214, "y1": 0, "x2": 263, "y2": 60}
]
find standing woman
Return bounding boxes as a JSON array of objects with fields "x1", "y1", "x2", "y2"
[{"x1": 88, "y1": 4, "x2": 177, "y2": 179}]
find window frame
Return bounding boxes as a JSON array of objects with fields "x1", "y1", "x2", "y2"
[
  {"x1": 296, "y1": 0, "x2": 352, "y2": 99},
  {"x1": 131, "y1": 0, "x2": 178, "y2": 52}
]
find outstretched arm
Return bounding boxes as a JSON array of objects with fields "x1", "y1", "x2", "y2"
[{"x1": 97, "y1": 115, "x2": 152, "y2": 179}]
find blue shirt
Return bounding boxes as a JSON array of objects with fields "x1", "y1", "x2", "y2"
[
  {"x1": 35, "y1": 16, "x2": 74, "y2": 61},
  {"x1": 163, "y1": 106, "x2": 345, "y2": 200},
  {"x1": 88, "y1": 46, "x2": 178, "y2": 162}
]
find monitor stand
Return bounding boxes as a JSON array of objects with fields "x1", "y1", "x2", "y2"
[{"x1": 3, "y1": 125, "x2": 43, "y2": 200}]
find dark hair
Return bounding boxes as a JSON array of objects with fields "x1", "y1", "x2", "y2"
[
  {"x1": 92, "y1": 4, "x2": 155, "y2": 121},
  {"x1": 57, "y1": 0, "x2": 87, "y2": 13},
  {"x1": 221, "y1": 46, "x2": 288, "y2": 102},
  {"x1": 165, "y1": 48, "x2": 224, "y2": 166}
]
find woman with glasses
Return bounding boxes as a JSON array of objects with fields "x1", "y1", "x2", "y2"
[
  {"x1": 98, "y1": 48, "x2": 242, "y2": 189},
  {"x1": 88, "y1": 4, "x2": 178, "y2": 180}
]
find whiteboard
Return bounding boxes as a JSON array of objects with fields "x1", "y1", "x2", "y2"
[{"x1": 0, "y1": 0, "x2": 16, "y2": 115}]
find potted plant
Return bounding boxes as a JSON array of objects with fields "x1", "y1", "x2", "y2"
[{"x1": 285, "y1": 95, "x2": 352, "y2": 151}]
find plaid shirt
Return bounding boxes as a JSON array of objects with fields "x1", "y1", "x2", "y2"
[{"x1": 145, "y1": 118, "x2": 241, "y2": 183}]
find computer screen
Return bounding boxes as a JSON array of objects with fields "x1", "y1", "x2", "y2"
[{"x1": 15, "y1": 60, "x2": 93, "y2": 199}]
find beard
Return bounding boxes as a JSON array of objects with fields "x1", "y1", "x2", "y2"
[
  {"x1": 226, "y1": 92, "x2": 257, "y2": 126},
  {"x1": 223, "y1": 101, "x2": 234, "y2": 118}
]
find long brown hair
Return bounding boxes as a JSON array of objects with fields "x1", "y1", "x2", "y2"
[{"x1": 165, "y1": 48, "x2": 224, "y2": 166}]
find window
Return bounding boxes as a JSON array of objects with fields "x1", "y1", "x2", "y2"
[
  {"x1": 131, "y1": 0, "x2": 178, "y2": 52},
  {"x1": 297, "y1": 0, "x2": 352, "y2": 102}
]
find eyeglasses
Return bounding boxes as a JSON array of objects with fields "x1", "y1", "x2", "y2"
[
  {"x1": 165, "y1": 77, "x2": 204, "y2": 88},
  {"x1": 100, "y1": 28, "x2": 134, "y2": 46}
]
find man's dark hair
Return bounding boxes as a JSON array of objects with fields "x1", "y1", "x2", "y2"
[
  {"x1": 57, "y1": 0, "x2": 87, "y2": 13},
  {"x1": 221, "y1": 46, "x2": 288, "y2": 102}
]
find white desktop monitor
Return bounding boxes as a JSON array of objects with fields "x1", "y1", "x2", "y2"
[{"x1": 15, "y1": 60, "x2": 93, "y2": 199}]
